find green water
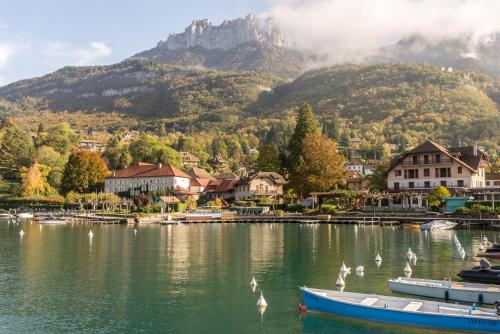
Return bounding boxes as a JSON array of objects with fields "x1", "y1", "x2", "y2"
[{"x1": 0, "y1": 220, "x2": 497, "y2": 333}]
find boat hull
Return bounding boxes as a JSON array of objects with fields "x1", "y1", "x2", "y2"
[
  {"x1": 39, "y1": 220, "x2": 67, "y2": 225},
  {"x1": 389, "y1": 278, "x2": 500, "y2": 304},
  {"x1": 458, "y1": 270, "x2": 500, "y2": 284},
  {"x1": 302, "y1": 288, "x2": 500, "y2": 333}
]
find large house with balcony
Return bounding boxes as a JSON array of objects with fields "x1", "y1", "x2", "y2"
[
  {"x1": 387, "y1": 140, "x2": 488, "y2": 194},
  {"x1": 235, "y1": 172, "x2": 286, "y2": 202},
  {"x1": 104, "y1": 162, "x2": 191, "y2": 194}
]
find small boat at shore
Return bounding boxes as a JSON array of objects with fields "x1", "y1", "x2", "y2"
[
  {"x1": 17, "y1": 212, "x2": 34, "y2": 219},
  {"x1": 420, "y1": 220, "x2": 458, "y2": 231},
  {"x1": 0, "y1": 211, "x2": 14, "y2": 219},
  {"x1": 38, "y1": 215, "x2": 67, "y2": 225},
  {"x1": 389, "y1": 277, "x2": 500, "y2": 304},
  {"x1": 301, "y1": 287, "x2": 500, "y2": 333},
  {"x1": 482, "y1": 244, "x2": 500, "y2": 260}
]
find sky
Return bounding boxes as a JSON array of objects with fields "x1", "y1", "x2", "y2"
[
  {"x1": 0, "y1": 0, "x2": 268, "y2": 85},
  {"x1": 2, "y1": 0, "x2": 500, "y2": 86}
]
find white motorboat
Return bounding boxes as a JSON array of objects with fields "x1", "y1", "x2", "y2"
[
  {"x1": 389, "y1": 277, "x2": 500, "y2": 304},
  {"x1": 0, "y1": 211, "x2": 14, "y2": 219},
  {"x1": 420, "y1": 220, "x2": 458, "y2": 231},
  {"x1": 17, "y1": 212, "x2": 34, "y2": 219}
]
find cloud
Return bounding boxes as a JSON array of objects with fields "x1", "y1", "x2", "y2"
[
  {"x1": 267, "y1": 0, "x2": 500, "y2": 62},
  {"x1": 0, "y1": 43, "x2": 15, "y2": 69},
  {"x1": 44, "y1": 41, "x2": 112, "y2": 65}
]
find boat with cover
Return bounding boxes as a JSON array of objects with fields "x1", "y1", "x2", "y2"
[
  {"x1": 420, "y1": 220, "x2": 458, "y2": 231},
  {"x1": 0, "y1": 211, "x2": 14, "y2": 219},
  {"x1": 17, "y1": 212, "x2": 34, "y2": 219},
  {"x1": 38, "y1": 215, "x2": 67, "y2": 225},
  {"x1": 301, "y1": 287, "x2": 500, "y2": 333},
  {"x1": 458, "y1": 259, "x2": 500, "y2": 284},
  {"x1": 389, "y1": 277, "x2": 500, "y2": 304}
]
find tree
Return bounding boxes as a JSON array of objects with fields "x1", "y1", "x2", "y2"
[
  {"x1": 287, "y1": 103, "x2": 318, "y2": 174},
  {"x1": 40, "y1": 123, "x2": 78, "y2": 155},
  {"x1": 61, "y1": 150, "x2": 109, "y2": 194},
  {"x1": 256, "y1": 144, "x2": 280, "y2": 172},
  {"x1": 20, "y1": 164, "x2": 46, "y2": 196},
  {"x1": 0, "y1": 123, "x2": 35, "y2": 180},
  {"x1": 118, "y1": 146, "x2": 132, "y2": 169},
  {"x1": 36, "y1": 145, "x2": 66, "y2": 188},
  {"x1": 368, "y1": 160, "x2": 390, "y2": 192},
  {"x1": 427, "y1": 186, "x2": 451, "y2": 209},
  {"x1": 290, "y1": 133, "x2": 347, "y2": 197},
  {"x1": 129, "y1": 134, "x2": 180, "y2": 166},
  {"x1": 185, "y1": 197, "x2": 197, "y2": 211}
]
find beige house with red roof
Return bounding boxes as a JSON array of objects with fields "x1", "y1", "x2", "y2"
[
  {"x1": 387, "y1": 140, "x2": 488, "y2": 193},
  {"x1": 104, "y1": 162, "x2": 191, "y2": 194},
  {"x1": 235, "y1": 172, "x2": 286, "y2": 202}
]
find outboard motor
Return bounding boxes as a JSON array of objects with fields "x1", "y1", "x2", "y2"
[
  {"x1": 495, "y1": 301, "x2": 500, "y2": 316},
  {"x1": 480, "y1": 258, "x2": 491, "y2": 271}
]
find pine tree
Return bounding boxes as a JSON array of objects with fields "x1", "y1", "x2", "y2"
[
  {"x1": 287, "y1": 103, "x2": 318, "y2": 174},
  {"x1": 256, "y1": 144, "x2": 280, "y2": 172}
]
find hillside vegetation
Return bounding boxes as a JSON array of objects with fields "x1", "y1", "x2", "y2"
[{"x1": 253, "y1": 63, "x2": 500, "y2": 151}]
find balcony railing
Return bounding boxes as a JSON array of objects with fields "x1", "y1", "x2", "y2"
[
  {"x1": 400, "y1": 158, "x2": 453, "y2": 166},
  {"x1": 390, "y1": 182, "x2": 467, "y2": 191},
  {"x1": 249, "y1": 190, "x2": 280, "y2": 196}
]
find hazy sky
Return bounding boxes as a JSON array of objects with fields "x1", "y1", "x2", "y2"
[{"x1": 0, "y1": 0, "x2": 267, "y2": 85}]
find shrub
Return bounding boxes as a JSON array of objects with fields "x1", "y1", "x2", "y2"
[
  {"x1": 469, "y1": 204, "x2": 495, "y2": 214},
  {"x1": 320, "y1": 204, "x2": 337, "y2": 214},
  {"x1": 455, "y1": 207, "x2": 471, "y2": 214},
  {"x1": 286, "y1": 204, "x2": 305, "y2": 212}
]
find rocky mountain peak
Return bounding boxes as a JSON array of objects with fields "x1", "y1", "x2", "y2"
[{"x1": 158, "y1": 13, "x2": 288, "y2": 51}]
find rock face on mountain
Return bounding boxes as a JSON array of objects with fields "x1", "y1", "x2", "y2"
[
  {"x1": 135, "y1": 14, "x2": 309, "y2": 78},
  {"x1": 158, "y1": 14, "x2": 287, "y2": 51}
]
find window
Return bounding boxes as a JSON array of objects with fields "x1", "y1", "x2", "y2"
[
  {"x1": 394, "y1": 182, "x2": 400, "y2": 190},
  {"x1": 424, "y1": 181, "x2": 431, "y2": 188},
  {"x1": 486, "y1": 181, "x2": 491, "y2": 186},
  {"x1": 457, "y1": 180, "x2": 464, "y2": 187},
  {"x1": 423, "y1": 155, "x2": 429, "y2": 164},
  {"x1": 458, "y1": 167, "x2": 462, "y2": 174},
  {"x1": 440, "y1": 180, "x2": 447, "y2": 187},
  {"x1": 395, "y1": 170, "x2": 401, "y2": 177},
  {"x1": 435, "y1": 154, "x2": 441, "y2": 163},
  {"x1": 412, "y1": 156, "x2": 418, "y2": 165},
  {"x1": 423, "y1": 168, "x2": 430, "y2": 177},
  {"x1": 408, "y1": 182, "x2": 415, "y2": 188},
  {"x1": 404, "y1": 170, "x2": 408, "y2": 179}
]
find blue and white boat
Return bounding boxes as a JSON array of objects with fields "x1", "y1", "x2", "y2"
[{"x1": 301, "y1": 287, "x2": 500, "y2": 333}]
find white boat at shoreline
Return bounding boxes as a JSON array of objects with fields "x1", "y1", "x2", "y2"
[
  {"x1": 420, "y1": 220, "x2": 457, "y2": 231},
  {"x1": 0, "y1": 212, "x2": 14, "y2": 219},
  {"x1": 38, "y1": 216, "x2": 67, "y2": 225},
  {"x1": 17, "y1": 212, "x2": 34, "y2": 219},
  {"x1": 389, "y1": 277, "x2": 500, "y2": 304}
]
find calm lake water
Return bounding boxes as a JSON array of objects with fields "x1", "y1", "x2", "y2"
[{"x1": 0, "y1": 220, "x2": 497, "y2": 333}]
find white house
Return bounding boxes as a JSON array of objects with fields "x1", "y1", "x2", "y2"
[{"x1": 104, "y1": 162, "x2": 191, "y2": 194}]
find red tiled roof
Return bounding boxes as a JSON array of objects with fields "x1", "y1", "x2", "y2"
[
  {"x1": 205, "y1": 179, "x2": 237, "y2": 193},
  {"x1": 109, "y1": 163, "x2": 190, "y2": 179}
]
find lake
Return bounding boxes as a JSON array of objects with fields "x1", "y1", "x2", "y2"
[{"x1": 0, "y1": 220, "x2": 496, "y2": 333}]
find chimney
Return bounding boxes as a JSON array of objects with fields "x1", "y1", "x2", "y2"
[
  {"x1": 157, "y1": 163, "x2": 163, "y2": 169},
  {"x1": 473, "y1": 144, "x2": 478, "y2": 157}
]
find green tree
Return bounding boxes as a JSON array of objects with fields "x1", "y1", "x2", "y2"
[
  {"x1": 129, "y1": 134, "x2": 180, "y2": 166},
  {"x1": 0, "y1": 123, "x2": 35, "y2": 180},
  {"x1": 427, "y1": 186, "x2": 451, "y2": 209},
  {"x1": 256, "y1": 144, "x2": 280, "y2": 172},
  {"x1": 118, "y1": 146, "x2": 132, "y2": 169},
  {"x1": 287, "y1": 103, "x2": 318, "y2": 174},
  {"x1": 368, "y1": 160, "x2": 390, "y2": 192},
  {"x1": 61, "y1": 150, "x2": 109, "y2": 194},
  {"x1": 40, "y1": 123, "x2": 78, "y2": 155},
  {"x1": 36, "y1": 145, "x2": 66, "y2": 188},
  {"x1": 290, "y1": 133, "x2": 347, "y2": 197}
]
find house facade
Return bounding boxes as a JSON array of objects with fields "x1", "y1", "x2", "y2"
[
  {"x1": 179, "y1": 151, "x2": 200, "y2": 167},
  {"x1": 387, "y1": 141, "x2": 488, "y2": 193},
  {"x1": 104, "y1": 162, "x2": 191, "y2": 194},
  {"x1": 235, "y1": 172, "x2": 286, "y2": 202}
]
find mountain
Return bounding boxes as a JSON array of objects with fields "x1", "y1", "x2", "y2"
[
  {"x1": 134, "y1": 14, "x2": 311, "y2": 78},
  {"x1": 252, "y1": 63, "x2": 500, "y2": 150},
  {"x1": 377, "y1": 35, "x2": 500, "y2": 80},
  {"x1": 0, "y1": 59, "x2": 283, "y2": 122}
]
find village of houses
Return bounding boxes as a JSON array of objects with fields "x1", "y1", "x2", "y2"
[{"x1": 89, "y1": 134, "x2": 500, "y2": 218}]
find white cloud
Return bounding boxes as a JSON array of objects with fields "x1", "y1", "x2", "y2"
[
  {"x1": 267, "y1": 0, "x2": 500, "y2": 63},
  {"x1": 0, "y1": 43, "x2": 15, "y2": 69},
  {"x1": 44, "y1": 41, "x2": 112, "y2": 66}
]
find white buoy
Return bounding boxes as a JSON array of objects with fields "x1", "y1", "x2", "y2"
[
  {"x1": 411, "y1": 253, "x2": 417, "y2": 265},
  {"x1": 340, "y1": 262, "x2": 350, "y2": 273},
  {"x1": 375, "y1": 253, "x2": 382, "y2": 262},
  {"x1": 336, "y1": 274, "x2": 345, "y2": 287},
  {"x1": 133, "y1": 228, "x2": 137, "y2": 234},
  {"x1": 404, "y1": 262, "x2": 412, "y2": 273},
  {"x1": 256, "y1": 291, "x2": 267, "y2": 307},
  {"x1": 355, "y1": 266, "x2": 364, "y2": 276},
  {"x1": 483, "y1": 236, "x2": 488, "y2": 243},
  {"x1": 459, "y1": 248, "x2": 466, "y2": 259},
  {"x1": 19, "y1": 229, "x2": 25, "y2": 237},
  {"x1": 479, "y1": 244, "x2": 485, "y2": 251},
  {"x1": 356, "y1": 266, "x2": 364, "y2": 272},
  {"x1": 88, "y1": 230, "x2": 93, "y2": 238},
  {"x1": 407, "y1": 248, "x2": 413, "y2": 258},
  {"x1": 250, "y1": 276, "x2": 257, "y2": 288}
]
